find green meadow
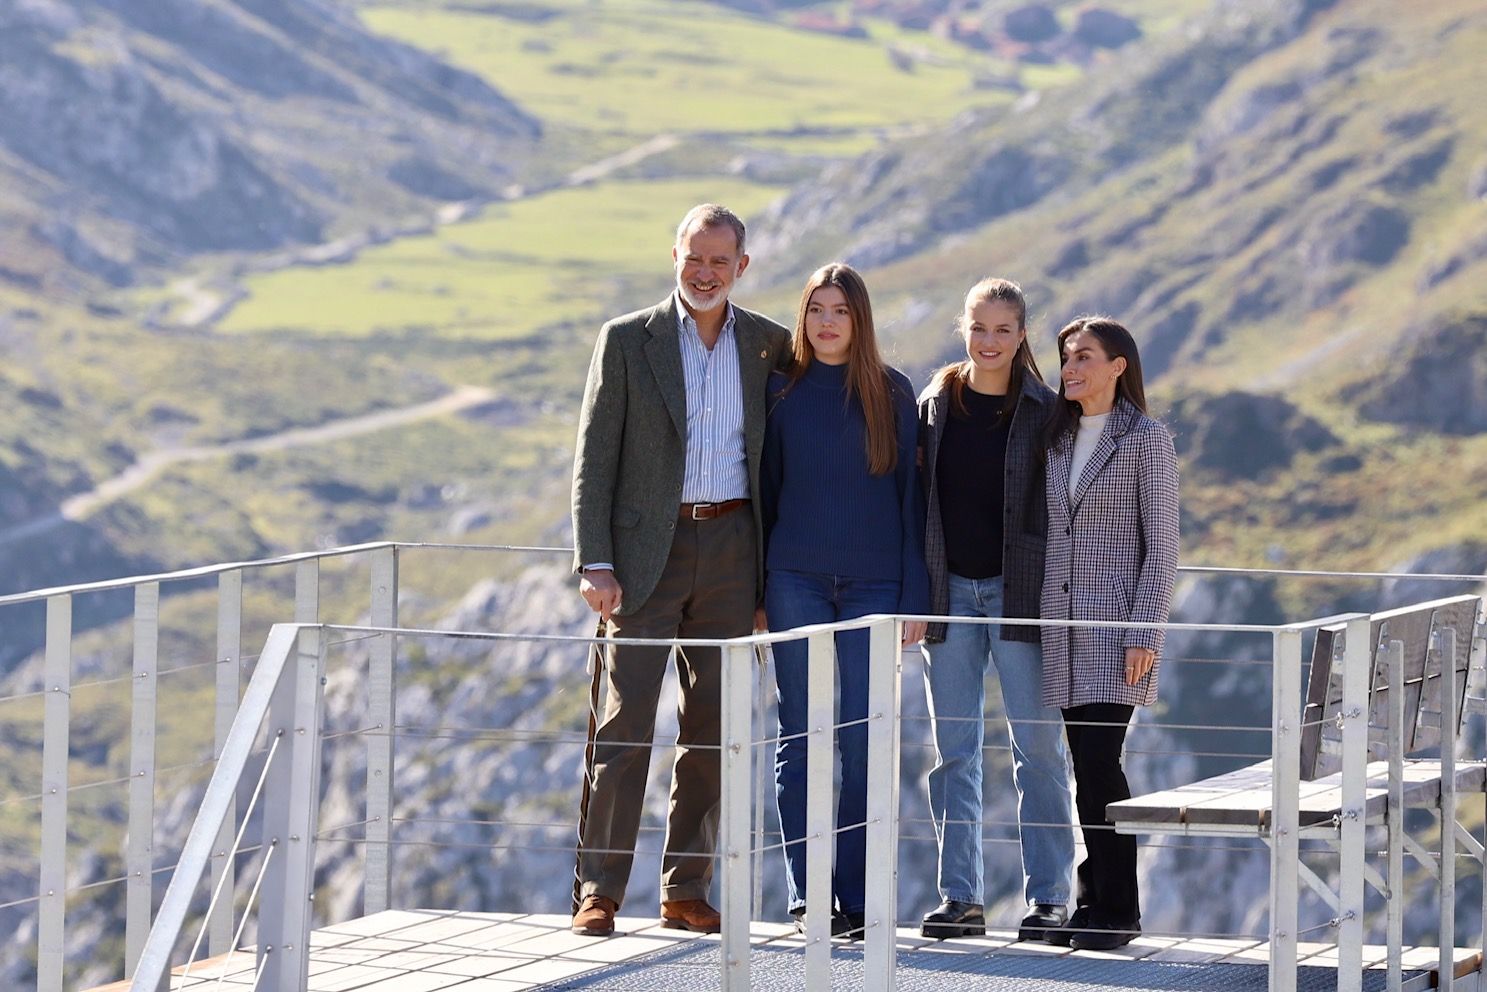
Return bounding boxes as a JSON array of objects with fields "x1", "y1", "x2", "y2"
[
  {"x1": 218, "y1": 177, "x2": 785, "y2": 337},
  {"x1": 360, "y1": 0, "x2": 1016, "y2": 138}
]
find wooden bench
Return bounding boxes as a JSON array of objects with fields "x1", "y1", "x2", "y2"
[
  {"x1": 1108, "y1": 593, "x2": 1485, "y2": 987},
  {"x1": 1110, "y1": 758, "x2": 1486, "y2": 833},
  {"x1": 1110, "y1": 594, "x2": 1482, "y2": 836}
]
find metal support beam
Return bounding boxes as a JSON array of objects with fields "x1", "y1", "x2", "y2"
[
  {"x1": 1404, "y1": 832, "x2": 1442, "y2": 881},
  {"x1": 1312, "y1": 839, "x2": 1387, "y2": 903},
  {"x1": 1454, "y1": 822, "x2": 1484, "y2": 859},
  {"x1": 211, "y1": 570, "x2": 242, "y2": 957},
  {"x1": 1337, "y1": 615, "x2": 1371, "y2": 992},
  {"x1": 365, "y1": 547, "x2": 398, "y2": 915},
  {"x1": 260, "y1": 626, "x2": 326, "y2": 992},
  {"x1": 1386, "y1": 638, "x2": 1405, "y2": 991},
  {"x1": 1441, "y1": 627, "x2": 1460, "y2": 992},
  {"x1": 752, "y1": 647, "x2": 769, "y2": 925},
  {"x1": 1290, "y1": 854, "x2": 1340, "y2": 911},
  {"x1": 863, "y1": 619, "x2": 900, "y2": 992},
  {"x1": 38, "y1": 595, "x2": 72, "y2": 992},
  {"x1": 1270, "y1": 627, "x2": 1302, "y2": 992},
  {"x1": 1476, "y1": 608, "x2": 1487, "y2": 964},
  {"x1": 131, "y1": 625, "x2": 301, "y2": 992},
  {"x1": 719, "y1": 641, "x2": 754, "y2": 992},
  {"x1": 126, "y1": 582, "x2": 161, "y2": 977},
  {"x1": 804, "y1": 628, "x2": 834, "y2": 988}
]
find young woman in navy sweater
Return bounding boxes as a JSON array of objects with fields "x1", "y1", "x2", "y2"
[{"x1": 761, "y1": 262, "x2": 929, "y2": 937}]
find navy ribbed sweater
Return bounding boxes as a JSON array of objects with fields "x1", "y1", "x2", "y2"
[{"x1": 760, "y1": 360, "x2": 929, "y2": 613}]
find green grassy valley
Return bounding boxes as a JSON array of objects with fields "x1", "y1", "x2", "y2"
[{"x1": 217, "y1": 178, "x2": 786, "y2": 337}]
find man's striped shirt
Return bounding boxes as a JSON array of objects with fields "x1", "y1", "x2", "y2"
[{"x1": 676, "y1": 294, "x2": 748, "y2": 503}]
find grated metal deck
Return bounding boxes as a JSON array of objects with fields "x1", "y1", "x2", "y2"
[
  {"x1": 104, "y1": 911, "x2": 1479, "y2": 991},
  {"x1": 532, "y1": 941, "x2": 1431, "y2": 991}
]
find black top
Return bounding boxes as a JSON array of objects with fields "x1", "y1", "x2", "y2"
[{"x1": 936, "y1": 389, "x2": 1011, "y2": 579}]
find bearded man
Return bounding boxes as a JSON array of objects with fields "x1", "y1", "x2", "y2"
[{"x1": 569, "y1": 203, "x2": 790, "y2": 936}]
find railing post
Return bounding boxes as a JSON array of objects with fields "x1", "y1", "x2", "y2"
[
  {"x1": 752, "y1": 646, "x2": 769, "y2": 924},
  {"x1": 1475, "y1": 612, "x2": 1486, "y2": 968},
  {"x1": 260, "y1": 625, "x2": 326, "y2": 992},
  {"x1": 1386, "y1": 638, "x2": 1405, "y2": 992},
  {"x1": 295, "y1": 559, "x2": 319, "y2": 624},
  {"x1": 211, "y1": 570, "x2": 243, "y2": 957},
  {"x1": 38, "y1": 595, "x2": 72, "y2": 992},
  {"x1": 1439, "y1": 627, "x2": 1459, "y2": 992},
  {"x1": 863, "y1": 618, "x2": 900, "y2": 992},
  {"x1": 804, "y1": 628, "x2": 834, "y2": 987},
  {"x1": 1337, "y1": 615, "x2": 1371, "y2": 992},
  {"x1": 719, "y1": 640, "x2": 754, "y2": 992},
  {"x1": 1270, "y1": 627, "x2": 1301, "y2": 992},
  {"x1": 365, "y1": 547, "x2": 398, "y2": 915},
  {"x1": 126, "y1": 582, "x2": 161, "y2": 978}
]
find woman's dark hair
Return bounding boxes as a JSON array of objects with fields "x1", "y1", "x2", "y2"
[
  {"x1": 785, "y1": 262, "x2": 900, "y2": 475},
  {"x1": 1044, "y1": 316, "x2": 1148, "y2": 447},
  {"x1": 929, "y1": 277, "x2": 1044, "y2": 420}
]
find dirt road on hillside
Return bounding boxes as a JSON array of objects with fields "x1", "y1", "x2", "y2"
[{"x1": 0, "y1": 384, "x2": 497, "y2": 547}]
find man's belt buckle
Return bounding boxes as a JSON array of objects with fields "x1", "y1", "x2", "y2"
[{"x1": 689, "y1": 502, "x2": 713, "y2": 520}]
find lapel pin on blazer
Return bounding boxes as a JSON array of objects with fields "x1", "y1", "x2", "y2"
[{"x1": 759, "y1": 349, "x2": 767, "y2": 358}]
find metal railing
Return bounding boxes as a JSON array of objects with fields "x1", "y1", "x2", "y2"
[
  {"x1": 2, "y1": 540, "x2": 570, "y2": 992},
  {"x1": 4, "y1": 546, "x2": 1484, "y2": 990}
]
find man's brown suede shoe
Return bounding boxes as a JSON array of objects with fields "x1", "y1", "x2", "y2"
[
  {"x1": 572, "y1": 894, "x2": 619, "y2": 936},
  {"x1": 660, "y1": 898, "x2": 722, "y2": 933}
]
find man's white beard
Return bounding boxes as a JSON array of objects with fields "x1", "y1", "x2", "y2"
[{"x1": 678, "y1": 282, "x2": 726, "y2": 313}]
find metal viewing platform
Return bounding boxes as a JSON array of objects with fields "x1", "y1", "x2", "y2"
[
  {"x1": 2, "y1": 542, "x2": 1483, "y2": 991},
  {"x1": 87, "y1": 911, "x2": 1485, "y2": 991}
]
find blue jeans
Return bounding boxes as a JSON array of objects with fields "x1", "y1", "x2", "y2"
[
  {"x1": 921, "y1": 573, "x2": 1073, "y2": 906},
  {"x1": 767, "y1": 568, "x2": 901, "y2": 916}
]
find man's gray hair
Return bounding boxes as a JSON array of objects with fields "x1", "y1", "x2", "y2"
[{"x1": 675, "y1": 203, "x2": 746, "y2": 255}]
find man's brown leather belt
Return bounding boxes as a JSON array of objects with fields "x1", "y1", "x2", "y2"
[{"x1": 679, "y1": 499, "x2": 750, "y2": 521}]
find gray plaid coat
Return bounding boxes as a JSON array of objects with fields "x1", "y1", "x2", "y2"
[
  {"x1": 918, "y1": 374, "x2": 1057, "y2": 644},
  {"x1": 1040, "y1": 398, "x2": 1180, "y2": 708}
]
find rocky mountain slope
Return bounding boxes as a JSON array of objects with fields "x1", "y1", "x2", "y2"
[
  {"x1": 746, "y1": 0, "x2": 1487, "y2": 577},
  {"x1": 0, "y1": 0, "x2": 538, "y2": 294},
  {"x1": 0, "y1": 0, "x2": 551, "y2": 646},
  {"x1": 752, "y1": 0, "x2": 1484, "y2": 391}
]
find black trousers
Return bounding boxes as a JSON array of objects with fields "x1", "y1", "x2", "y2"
[{"x1": 1062, "y1": 703, "x2": 1139, "y2": 923}]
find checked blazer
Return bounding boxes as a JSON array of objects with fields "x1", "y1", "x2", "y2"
[
  {"x1": 918, "y1": 373, "x2": 1057, "y2": 644},
  {"x1": 1040, "y1": 397, "x2": 1180, "y2": 708},
  {"x1": 571, "y1": 295, "x2": 791, "y2": 615}
]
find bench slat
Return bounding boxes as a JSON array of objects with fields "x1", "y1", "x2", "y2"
[{"x1": 1110, "y1": 760, "x2": 1485, "y2": 831}]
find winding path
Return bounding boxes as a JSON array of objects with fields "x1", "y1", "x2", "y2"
[{"x1": 0, "y1": 384, "x2": 497, "y2": 547}]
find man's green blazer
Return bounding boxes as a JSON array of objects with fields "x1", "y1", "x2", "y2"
[{"x1": 571, "y1": 295, "x2": 791, "y2": 615}]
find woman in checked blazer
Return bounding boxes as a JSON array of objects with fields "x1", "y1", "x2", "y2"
[{"x1": 1039, "y1": 316, "x2": 1179, "y2": 952}]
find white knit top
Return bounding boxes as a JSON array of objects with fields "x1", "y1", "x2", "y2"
[{"x1": 1067, "y1": 411, "x2": 1111, "y2": 496}]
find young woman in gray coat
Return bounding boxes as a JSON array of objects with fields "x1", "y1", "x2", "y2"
[{"x1": 1039, "y1": 316, "x2": 1179, "y2": 951}]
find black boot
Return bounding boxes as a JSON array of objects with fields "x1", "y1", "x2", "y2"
[
  {"x1": 919, "y1": 900, "x2": 986, "y2": 940},
  {"x1": 1017, "y1": 902, "x2": 1069, "y2": 942}
]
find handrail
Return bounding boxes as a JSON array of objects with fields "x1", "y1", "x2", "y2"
[
  {"x1": 0, "y1": 541, "x2": 572, "y2": 608},
  {"x1": 0, "y1": 539, "x2": 1481, "y2": 608},
  {"x1": 311, "y1": 611, "x2": 1375, "y2": 649}
]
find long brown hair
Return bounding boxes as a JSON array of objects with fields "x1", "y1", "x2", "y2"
[
  {"x1": 785, "y1": 263, "x2": 900, "y2": 475},
  {"x1": 1044, "y1": 315, "x2": 1149, "y2": 447},
  {"x1": 929, "y1": 277, "x2": 1044, "y2": 419}
]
